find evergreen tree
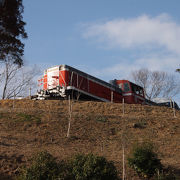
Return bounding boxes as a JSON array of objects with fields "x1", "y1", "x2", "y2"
[{"x1": 0, "y1": 0, "x2": 27, "y2": 66}]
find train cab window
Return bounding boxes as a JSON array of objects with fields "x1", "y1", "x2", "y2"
[
  {"x1": 132, "y1": 85, "x2": 144, "y2": 96},
  {"x1": 124, "y1": 82, "x2": 130, "y2": 92}
]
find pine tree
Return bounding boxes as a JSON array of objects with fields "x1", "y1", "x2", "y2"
[{"x1": 0, "y1": 0, "x2": 27, "y2": 66}]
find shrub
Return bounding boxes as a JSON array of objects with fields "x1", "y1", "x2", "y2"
[
  {"x1": 17, "y1": 152, "x2": 119, "y2": 180},
  {"x1": 70, "y1": 153, "x2": 119, "y2": 180},
  {"x1": 128, "y1": 142, "x2": 162, "y2": 178},
  {"x1": 17, "y1": 151, "x2": 60, "y2": 180}
]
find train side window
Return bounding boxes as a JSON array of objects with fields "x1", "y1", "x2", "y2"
[
  {"x1": 131, "y1": 85, "x2": 137, "y2": 94},
  {"x1": 139, "y1": 89, "x2": 144, "y2": 96},
  {"x1": 124, "y1": 83, "x2": 130, "y2": 92}
]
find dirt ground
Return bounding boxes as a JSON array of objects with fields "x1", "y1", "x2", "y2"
[{"x1": 0, "y1": 99, "x2": 180, "y2": 179}]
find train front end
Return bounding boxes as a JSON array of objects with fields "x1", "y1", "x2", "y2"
[{"x1": 37, "y1": 65, "x2": 69, "y2": 99}]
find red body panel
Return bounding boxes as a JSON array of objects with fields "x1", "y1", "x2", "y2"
[
  {"x1": 43, "y1": 74, "x2": 47, "y2": 90},
  {"x1": 59, "y1": 69, "x2": 123, "y2": 102},
  {"x1": 59, "y1": 70, "x2": 68, "y2": 87}
]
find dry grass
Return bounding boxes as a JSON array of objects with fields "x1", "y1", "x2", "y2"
[{"x1": 0, "y1": 99, "x2": 179, "y2": 179}]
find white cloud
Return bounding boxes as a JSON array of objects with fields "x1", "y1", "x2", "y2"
[
  {"x1": 81, "y1": 14, "x2": 180, "y2": 80},
  {"x1": 82, "y1": 14, "x2": 180, "y2": 55},
  {"x1": 78, "y1": 55, "x2": 179, "y2": 85}
]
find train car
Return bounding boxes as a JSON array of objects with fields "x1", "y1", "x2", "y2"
[{"x1": 37, "y1": 64, "x2": 123, "y2": 102}]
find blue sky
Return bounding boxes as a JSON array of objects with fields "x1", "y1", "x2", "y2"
[{"x1": 23, "y1": 0, "x2": 180, "y2": 102}]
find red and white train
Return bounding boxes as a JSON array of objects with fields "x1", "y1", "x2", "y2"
[{"x1": 37, "y1": 64, "x2": 149, "y2": 105}]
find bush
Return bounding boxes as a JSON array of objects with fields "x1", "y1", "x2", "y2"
[
  {"x1": 17, "y1": 151, "x2": 61, "y2": 180},
  {"x1": 17, "y1": 152, "x2": 119, "y2": 180},
  {"x1": 70, "y1": 153, "x2": 119, "y2": 180},
  {"x1": 128, "y1": 142, "x2": 162, "y2": 178}
]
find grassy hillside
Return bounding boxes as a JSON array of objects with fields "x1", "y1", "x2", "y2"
[{"x1": 0, "y1": 100, "x2": 180, "y2": 179}]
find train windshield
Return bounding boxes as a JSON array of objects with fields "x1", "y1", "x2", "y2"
[
  {"x1": 118, "y1": 82, "x2": 130, "y2": 92},
  {"x1": 131, "y1": 83, "x2": 144, "y2": 96},
  {"x1": 124, "y1": 82, "x2": 130, "y2": 92}
]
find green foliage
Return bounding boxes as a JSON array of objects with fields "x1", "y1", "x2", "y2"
[
  {"x1": 16, "y1": 113, "x2": 32, "y2": 122},
  {"x1": 15, "y1": 113, "x2": 41, "y2": 124},
  {"x1": 128, "y1": 142, "x2": 162, "y2": 178},
  {"x1": 0, "y1": 0, "x2": 27, "y2": 65},
  {"x1": 17, "y1": 152, "x2": 119, "y2": 180},
  {"x1": 95, "y1": 116, "x2": 108, "y2": 123},
  {"x1": 17, "y1": 151, "x2": 60, "y2": 180},
  {"x1": 0, "y1": 112, "x2": 4, "y2": 119},
  {"x1": 70, "y1": 153, "x2": 119, "y2": 180},
  {"x1": 176, "y1": 68, "x2": 180, "y2": 73}
]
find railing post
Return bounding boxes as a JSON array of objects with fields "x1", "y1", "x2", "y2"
[
  {"x1": 111, "y1": 91, "x2": 113, "y2": 103},
  {"x1": 122, "y1": 98, "x2": 125, "y2": 116},
  {"x1": 29, "y1": 87, "x2": 31, "y2": 99},
  {"x1": 173, "y1": 100, "x2": 176, "y2": 118}
]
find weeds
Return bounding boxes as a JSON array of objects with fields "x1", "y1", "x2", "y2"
[
  {"x1": 95, "y1": 116, "x2": 108, "y2": 123},
  {"x1": 0, "y1": 112, "x2": 4, "y2": 119},
  {"x1": 15, "y1": 113, "x2": 41, "y2": 124},
  {"x1": 154, "y1": 168, "x2": 179, "y2": 180},
  {"x1": 133, "y1": 119, "x2": 147, "y2": 129}
]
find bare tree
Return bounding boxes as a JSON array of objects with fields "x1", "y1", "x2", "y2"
[
  {"x1": 131, "y1": 68, "x2": 150, "y2": 98},
  {"x1": 131, "y1": 68, "x2": 180, "y2": 100},
  {"x1": 0, "y1": 59, "x2": 40, "y2": 99}
]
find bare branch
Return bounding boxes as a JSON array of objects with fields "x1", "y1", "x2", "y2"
[
  {"x1": 0, "y1": 60, "x2": 40, "y2": 99},
  {"x1": 131, "y1": 68, "x2": 180, "y2": 100}
]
